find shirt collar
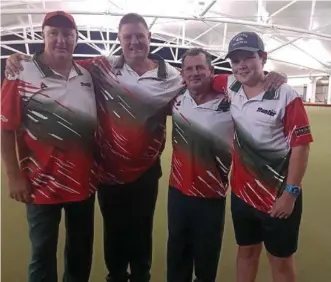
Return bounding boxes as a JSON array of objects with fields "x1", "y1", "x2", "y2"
[
  {"x1": 32, "y1": 52, "x2": 83, "y2": 78},
  {"x1": 229, "y1": 79, "x2": 278, "y2": 100},
  {"x1": 113, "y1": 53, "x2": 168, "y2": 79},
  {"x1": 183, "y1": 89, "x2": 229, "y2": 111}
]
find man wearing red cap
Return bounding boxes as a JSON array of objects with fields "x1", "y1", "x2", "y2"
[{"x1": 1, "y1": 11, "x2": 97, "y2": 282}]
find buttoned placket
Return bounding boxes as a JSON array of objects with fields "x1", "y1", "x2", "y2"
[
  {"x1": 184, "y1": 92, "x2": 222, "y2": 111},
  {"x1": 124, "y1": 63, "x2": 162, "y2": 84},
  {"x1": 234, "y1": 87, "x2": 266, "y2": 113},
  {"x1": 47, "y1": 67, "x2": 81, "y2": 94}
]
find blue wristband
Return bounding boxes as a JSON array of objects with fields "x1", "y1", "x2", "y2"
[{"x1": 284, "y1": 185, "x2": 301, "y2": 197}]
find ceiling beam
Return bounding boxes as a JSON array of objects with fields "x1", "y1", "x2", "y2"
[
  {"x1": 0, "y1": 38, "x2": 224, "y2": 53},
  {"x1": 309, "y1": 0, "x2": 316, "y2": 30},
  {"x1": 268, "y1": 0, "x2": 299, "y2": 18},
  {"x1": 2, "y1": 9, "x2": 331, "y2": 40},
  {"x1": 149, "y1": 17, "x2": 158, "y2": 30},
  {"x1": 199, "y1": 0, "x2": 217, "y2": 17},
  {"x1": 268, "y1": 21, "x2": 331, "y2": 54}
]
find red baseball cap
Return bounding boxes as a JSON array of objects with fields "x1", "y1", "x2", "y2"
[{"x1": 42, "y1": 11, "x2": 77, "y2": 30}]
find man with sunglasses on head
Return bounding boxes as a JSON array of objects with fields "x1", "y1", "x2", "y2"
[{"x1": 1, "y1": 11, "x2": 97, "y2": 282}]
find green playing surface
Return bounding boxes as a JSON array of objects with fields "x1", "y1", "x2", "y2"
[{"x1": 1, "y1": 107, "x2": 331, "y2": 282}]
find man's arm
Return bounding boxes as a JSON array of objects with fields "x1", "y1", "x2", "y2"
[
  {"x1": 5, "y1": 53, "x2": 30, "y2": 77},
  {"x1": 284, "y1": 93, "x2": 313, "y2": 187},
  {"x1": 1, "y1": 131, "x2": 20, "y2": 178},
  {"x1": 212, "y1": 74, "x2": 230, "y2": 94},
  {"x1": 269, "y1": 89, "x2": 313, "y2": 218},
  {"x1": 286, "y1": 145, "x2": 310, "y2": 186},
  {"x1": 1, "y1": 78, "x2": 32, "y2": 203},
  {"x1": 212, "y1": 71, "x2": 287, "y2": 93},
  {"x1": 75, "y1": 56, "x2": 110, "y2": 71},
  {"x1": 4, "y1": 53, "x2": 105, "y2": 76}
]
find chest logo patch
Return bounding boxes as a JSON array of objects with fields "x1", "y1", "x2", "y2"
[{"x1": 256, "y1": 107, "x2": 276, "y2": 116}]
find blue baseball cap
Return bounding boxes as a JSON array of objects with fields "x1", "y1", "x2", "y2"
[{"x1": 225, "y1": 32, "x2": 265, "y2": 59}]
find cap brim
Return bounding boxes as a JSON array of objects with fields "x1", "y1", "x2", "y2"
[{"x1": 225, "y1": 47, "x2": 260, "y2": 59}]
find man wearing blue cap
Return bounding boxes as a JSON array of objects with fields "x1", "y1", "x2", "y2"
[{"x1": 223, "y1": 31, "x2": 313, "y2": 282}]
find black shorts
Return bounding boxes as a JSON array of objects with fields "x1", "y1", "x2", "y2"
[{"x1": 231, "y1": 192, "x2": 302, "y2": 258}]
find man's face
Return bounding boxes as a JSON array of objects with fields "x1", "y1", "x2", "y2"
[
  {"x1": 43, "y1": 25, "x2": 77, "y2": 60},
  {"x1": 182, "y1": 53, "x2": 213, "y2": 92},
  {"x1": 118, "y1": 23, "x2": 151, "y2": 62},
  {"x1": 230, "y1": 50, "x2": 265, "y2": 86}
]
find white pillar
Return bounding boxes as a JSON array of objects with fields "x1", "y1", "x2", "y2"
[
  {"x1": 327, "y1": 75, "x2": 331, "y2": 104},
  {"x1": 306, "y1": 77, "x2": 317, "y2": 103}
]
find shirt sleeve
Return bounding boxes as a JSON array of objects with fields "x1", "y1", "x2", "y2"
[
  {"x1": 212, "y1": 74, "x2": 230, "y2": 94},
  {"x1": 1, "y1": 77, "x2": 21, "y2": 131},
  {"x1": 283, "y1": 96, "x2": 313, "y2": 147},
  {"x1": 75, "y1": 58, "x2": 97, "y2": 72},
  {"x1": 75, "y1": 56, "x2": 114, "y2": 72}
]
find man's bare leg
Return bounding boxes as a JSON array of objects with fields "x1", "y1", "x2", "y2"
[
  {"x1": 236, "y1": 243, "x2": 262, "y2": 282},
  {"x1": 268, "y1": 253, "x2": 296, "y2": 282}
]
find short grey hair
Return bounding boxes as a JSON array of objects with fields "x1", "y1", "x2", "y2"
[{"x1": 181, "y1": 48, "x2": 212, "y2": 67}]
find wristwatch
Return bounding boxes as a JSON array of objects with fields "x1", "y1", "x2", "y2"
[{"x1": 284, "y1": 185, "x2": 301, "y2": 197}]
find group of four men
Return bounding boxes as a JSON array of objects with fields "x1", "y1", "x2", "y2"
[{"x1": 1, "y1": 9, "x2": 312, "y2": 282}]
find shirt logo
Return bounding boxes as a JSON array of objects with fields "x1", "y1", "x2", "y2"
[
  {"x1": 116, "y1": 70, "x2": 122, "y2": 76},
  {"x1": 40, "y1": 82, "x2": 48, "y2": 89},
  {"x1": 295, "y1": 125, "x2": 311, "y2": 137},
  {"x1": 256, "y1": 107, "x2": 276, "y2": 116},
  {"x1": 232, "y1": 34, "x2": 249, "y2": 47},
  {"x1": 81, "y1": 82, "x2": 92, "y2": 87}
]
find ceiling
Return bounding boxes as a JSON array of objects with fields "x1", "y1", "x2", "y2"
[{"x1": 1, "y1": 0, "x2": 331, "y2": 77}]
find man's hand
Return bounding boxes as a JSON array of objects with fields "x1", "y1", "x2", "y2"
[
  {"x1": 264, "y1": 71, "x2": 287, "y2": 91},
  {"x1": 5, "y1": 53, "x2": 30, "y2": 78},
  {"x1": 7, "y1": 174, "x2": 33, "y2": 204},
  {"x1": 269, "y1": 191, "x2": 296, "y2": 219}
]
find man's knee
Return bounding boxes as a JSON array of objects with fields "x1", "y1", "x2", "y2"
[
  {"x1": 237, "y1": 244, "x2": 262, "y2": 261},
  {"x1": 268, "y1": 253, "x2": 294, "y2": 273}
]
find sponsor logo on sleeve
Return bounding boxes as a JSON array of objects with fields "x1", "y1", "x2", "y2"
[{"x1": 295, "y1": 125, "x2": 311, "y2": 137}]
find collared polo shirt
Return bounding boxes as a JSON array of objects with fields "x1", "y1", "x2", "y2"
[
  {"x1": 228, "y1": 80, "x2": 313, "y2": 213},
  {"x1": 1, "y1": 53, "x2": 98, "y2": 204},
  {"x1": 77, "y1": 55, "x2": 183, "y2": 184},
  {"x1": 169, "y1": 90, "x2": 233, "y2": 198}
]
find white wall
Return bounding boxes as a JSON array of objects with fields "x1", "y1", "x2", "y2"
[{"x1": 288, "y1": 77, "x2": 330, "y2": 103}]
